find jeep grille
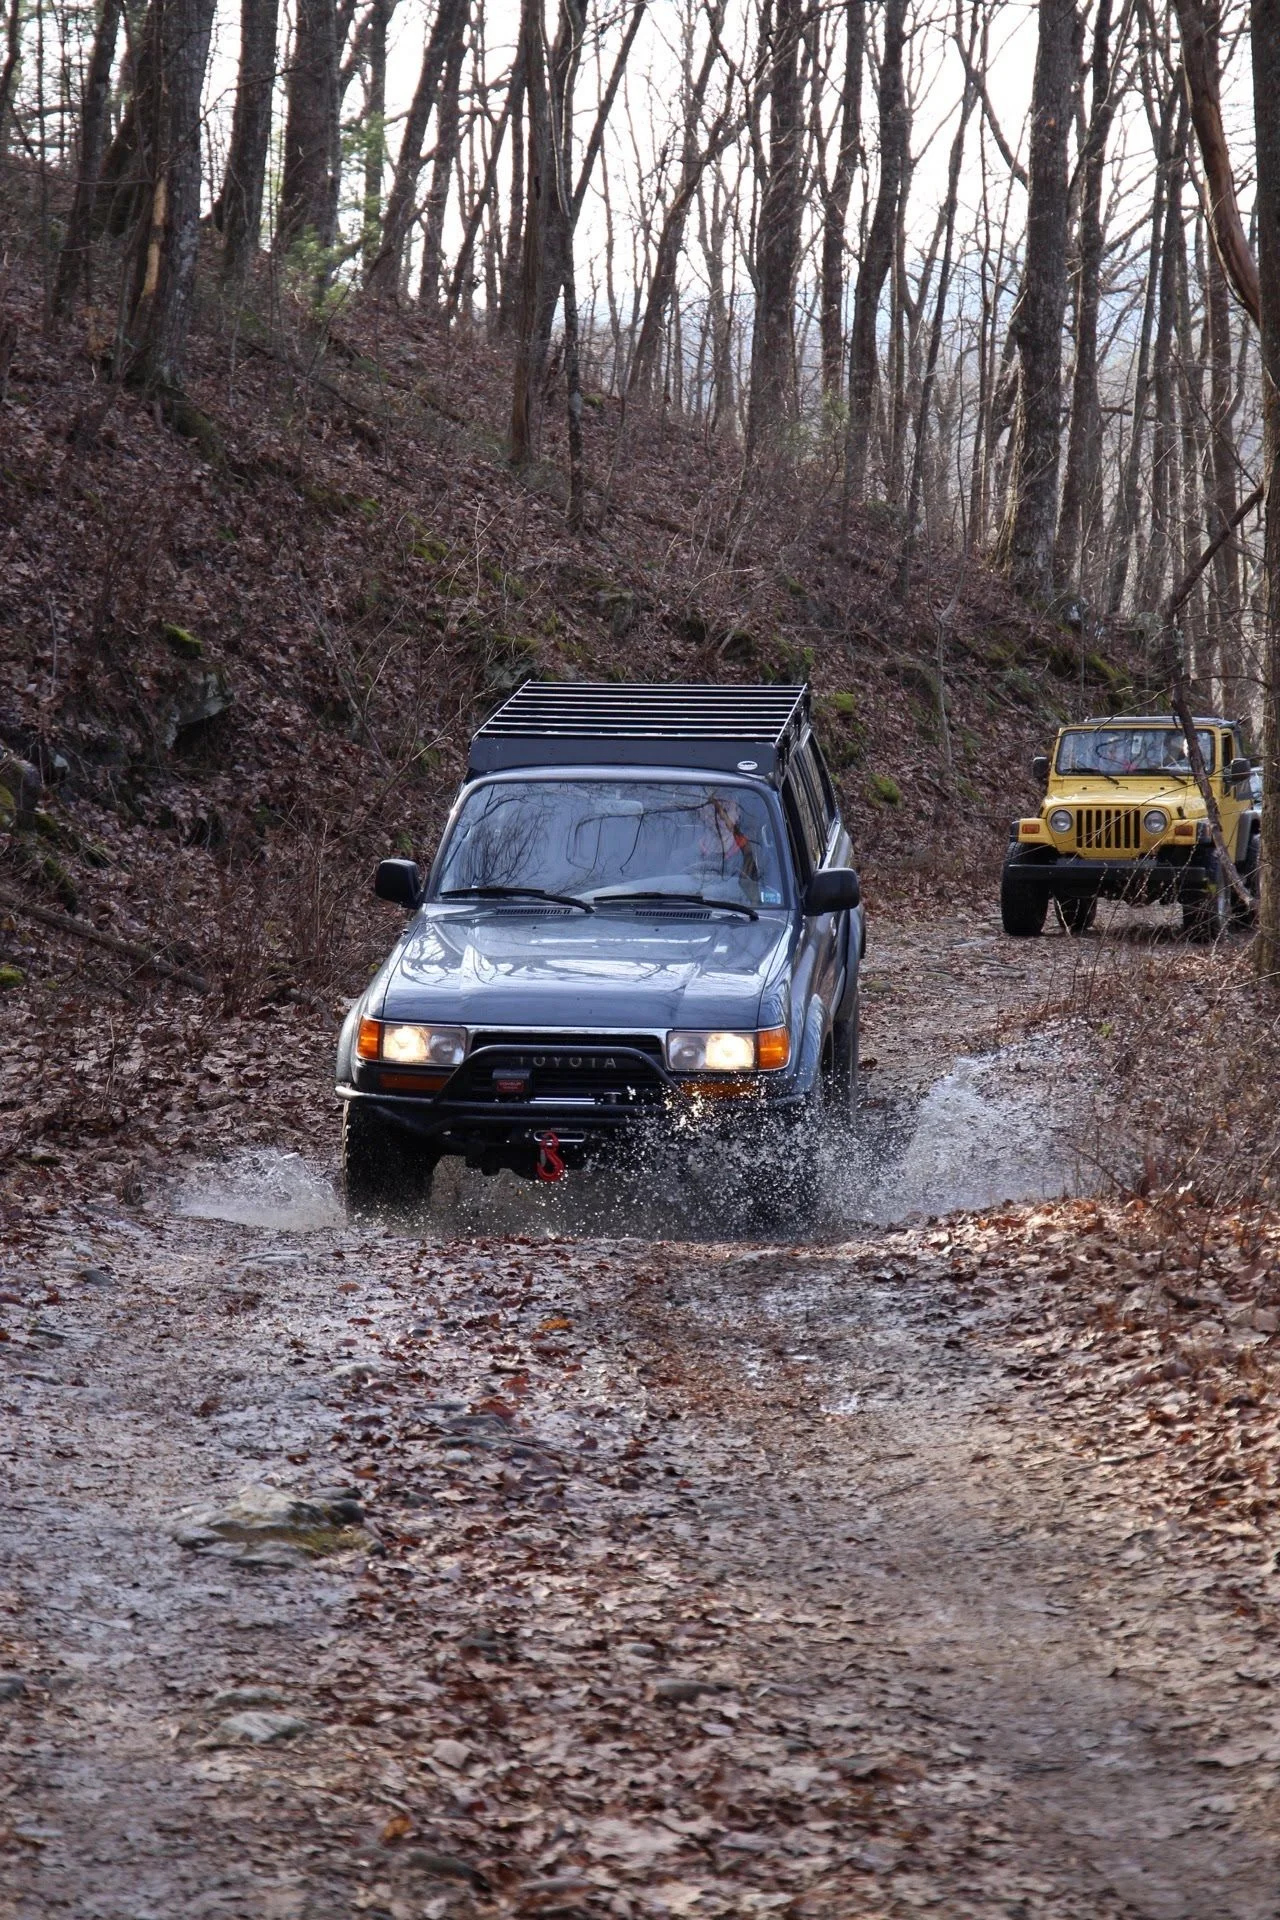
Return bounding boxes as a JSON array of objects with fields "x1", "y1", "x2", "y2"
[{"x1": 1074, "y1": 806, "x2": 1142, "y2": 852}]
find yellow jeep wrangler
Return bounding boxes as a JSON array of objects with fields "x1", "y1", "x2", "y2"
[{"x1": 1001, "y1": 714, "x2": 1260, "y2": 941}]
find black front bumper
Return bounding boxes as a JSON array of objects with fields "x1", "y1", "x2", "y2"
[
  {"x1": 339, "y1": 1040, "x2": 806, "y2": 1173},
  {"x1": 1004, "y1": 850, "x2": 1209, "y2": 905}
]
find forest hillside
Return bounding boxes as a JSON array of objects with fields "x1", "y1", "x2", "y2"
[{"x1": 0, "y1": 162, "x2": 1133, "y2": 1051}]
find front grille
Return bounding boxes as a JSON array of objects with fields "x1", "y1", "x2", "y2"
[
  {"x1": 470, "y1": 1031, "x2": 664, "y2": 1060},
  {"x1": 450, "y1": 1039, "x2": 668, "y2": 1108},
  {"x1": 1074, "y1": 806, "x2": 1142, "y2": 851}
]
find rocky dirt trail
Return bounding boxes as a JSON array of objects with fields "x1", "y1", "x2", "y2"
[{"x1": 3, "y1": 909, "x2": 1280, "y2": 1919}]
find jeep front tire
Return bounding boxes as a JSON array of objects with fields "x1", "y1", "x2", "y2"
[{"x1": 1000, "y1": 856, "x2": 1048, "y2": 937}]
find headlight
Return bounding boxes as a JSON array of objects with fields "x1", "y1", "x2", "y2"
[
  {"x1": 1143, "y1": 809, "x2": 1169, "y2": 836},
  {"x1": 1048, "y1": 808, "x2": 1073, "y2": 834},
  {"x1": 667, "y1": 1028, "x2": 792, "y2": 1073},
  {"x1": 357, "y1": 1020, "x2": 466, "y2": 1066}
]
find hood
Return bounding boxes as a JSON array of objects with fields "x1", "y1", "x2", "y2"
[
  {"x1": 1047, "y1": 777, "x2": 1202, "y2": 814},
  {"x1": 374, "y1": 905, "x2": 792, "y2": 1030}
]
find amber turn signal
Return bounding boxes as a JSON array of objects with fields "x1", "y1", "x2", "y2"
[
  {"x1": 679, "y1": 1077, "x2": 758, "y2": 1100},
  {"x1": 757, "y1": 1026, "x2": 791, "y2": 1070},
  {"x1": 1172, "y1": 821, "x2": 1196, "y2": 841},
  {"x1": 356, "y1": 1016, "x2": 382, "y2": 1061},
  {"x1": 1017, "y1": 818, "x2": 1043, "y2": 838}
]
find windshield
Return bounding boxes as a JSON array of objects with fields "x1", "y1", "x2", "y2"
[
  {"x1": 1056, "y1": 728, "x2": 1215, "y2": 777},
  {"x1": 435, "y1": 779, "x2": 787, "y2": 908}
]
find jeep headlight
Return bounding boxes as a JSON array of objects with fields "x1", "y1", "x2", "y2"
[
  {"x1": 1143, "y1": 809, "x2": 1169, "y2": 836},
  {"x1": 1048, "y1": 808, "x2": 1073, "y2": 834},
  {"x1": 666, "y1": 1028, "x2": 791, "y2": 1073},
  {"x1": 357, "y1": 1020, "x2": 467, "y2": 1066}
]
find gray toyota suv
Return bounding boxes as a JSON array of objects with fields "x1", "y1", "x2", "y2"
[{"x1": 335, "y1": 682, "x2": 863, "y2": 1211}]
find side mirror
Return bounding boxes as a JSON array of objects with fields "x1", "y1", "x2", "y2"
[
  {"x1": 1228, "y1": 756, "x2": 1252, "y2": 783},
  {"x1": 374, "y1": 858, "x2": 424, "y2": 909},
  {"x1": 804, "y1": 867, "x2": 861, "y2": 915},
  {"x1": 1032, "y1": 753, "x2": 1050, "y2": 783}
]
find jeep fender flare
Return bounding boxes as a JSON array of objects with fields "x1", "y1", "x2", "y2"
[{"x1": 1237, "y1": 812, "x2": 1261, "y2": 864}]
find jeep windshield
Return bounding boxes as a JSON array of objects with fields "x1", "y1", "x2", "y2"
[
  {"x1": 433, "y1": 778, "x2": 786, "y2": 911},
  {"x1": 1056, "y1": 728, "x2": 1215, "y2": 777}
]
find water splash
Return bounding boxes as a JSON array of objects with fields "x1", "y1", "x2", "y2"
[{"x1": 173, "y1": 1149, "x2": 345, "y2": 1232}]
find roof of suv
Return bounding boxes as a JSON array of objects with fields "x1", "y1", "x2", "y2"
[{"x1": 468, "y1": 682, "x2": 811, "y2": 784}]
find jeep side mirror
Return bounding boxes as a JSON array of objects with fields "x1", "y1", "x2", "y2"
[
  {"x1": 1228, "y1": 756, "x2": 1251, "y2": 783},
  {"x1": 1032, "y1": 753, "x2": 1049, "y2": 783},
  {"x1": 804, "y1": 868, "x2": 861, "y2": 915},
  {"x1": 374, "y1": 858, "x2": 424, "y2": 909}
]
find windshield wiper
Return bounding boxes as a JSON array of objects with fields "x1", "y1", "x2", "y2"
[
  {"x1": 439, "y1": 885, "x2": 594, "y2": 913},
  {"x1": 590, "y1": 889, "x2": 759, "y2": 920}
]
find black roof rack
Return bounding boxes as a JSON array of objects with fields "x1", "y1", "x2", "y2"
[
  {"x1": 468, "y1": 682, "x2": 811, "y2": 783},
  {"x1": 1080, "y1": 713, "x2": 1237, "y2": 728}
]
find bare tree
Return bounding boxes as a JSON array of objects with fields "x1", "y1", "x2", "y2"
[
  {"x1": 216, "y1": 0, "x2": 280, "y2": 284},
  {"x1": 123, "y1": 0, "x2": 217, "y2": 394},
  {"x1": 845, "y1": 0, "x2": 907, "y2": 501},
  {"x1": 997, "y1": 0, "x2": 1083, "y2": 599},
  {"x1": 277, "y1": 0, "x2": 341, "y2": 258},
  {"x1": 51, "y1": 0, "x2": 123, "y2": 316}
]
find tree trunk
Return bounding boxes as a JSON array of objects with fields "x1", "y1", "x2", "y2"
[
  {"x1": 1107, "y1": 68, "x2": 1175, "y2": 614},
  {"x1": 1139, "y1": 96, "x2": 1188, "y2": 612},
  {"x1": 498, "y1": 58, "x2": 526, "y2": 332},
  {"x1": 1252, "y1": 0, "x2": 1280, "y2": 978},
  {"x1": 845, "y1": 0, "x2": 906, "y2": 500},
  {"x1": 217, "y1": 0, "x2": 279, "y2": 284},
  {"x1": 509, "y1": 0, "x2": 550, "y2": 462},
  {"x1": 277, "y1": 0, "x2": 340, "y2": 259},
  {"x1": 51, "y1": 0, "x2": 123, "y2": 316},
  {"x1": 367, "y1": 0, "x2": 468, "y2": 293},
  {"x1": 896, "y1": 18, "x2": 975, "y2": 596},
  {"x1": 627, "y1": 5, "x2": 729, "y2": 402},
  {"x1": 1176, "y1": 0, "x2": 1261, "y2": 325},
  {"x1": 124, "y1": 0, "x2": 217, "y2": 393},
  {"x1": 1053, "y1": 0, "x2": 1117, "y2": 599},
  {"x1": 419, "y1": 7, "x2": 468, "y2": 306},
  {"x1": 360, "y1": 0, "x2": 390, "y2": 278},
  {"x1": 818, "y1": 0, "x2": 864, "y2": 398},
  {"x1": 997, "y1": 0, "x2": 1082, "y2": 599},
  {"x1": 0, "y1": 0, "x2": 22, "y2": 157},
  {"x1": 1207, "y1": 244, "x2": 1245, "y2": 707},
  {"x1": 747, "y1": 0, "x2": 804, "y2": 455}
]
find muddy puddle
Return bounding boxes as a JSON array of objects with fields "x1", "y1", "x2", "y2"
[{"x1": 171, "y1": 1033, "x2": 1098, "y2": 1244}]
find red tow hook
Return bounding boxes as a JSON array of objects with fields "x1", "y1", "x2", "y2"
[{"x1": 535, "y1": 1131, "x2": 567, "y2": 1182}]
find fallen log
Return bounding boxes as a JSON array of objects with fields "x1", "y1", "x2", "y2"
[{"x1": 0, "y1": 888, "x2": 209, "y2": 993}]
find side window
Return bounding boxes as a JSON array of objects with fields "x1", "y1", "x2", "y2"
[
  {"x1": 795, "y1": 747, "x2": 834, "y2": 861},
  {"x1": 807, "y1": 741, "x2": 839, "y2": 828},
  {"x1": 785, "y1": 770, "x2": 824, "y2": 874}
]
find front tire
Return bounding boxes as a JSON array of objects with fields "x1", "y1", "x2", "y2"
[
  {"x1": 341, "y1": 1104, "x2": 438, "y2": 1216},
  {"x1": 1232, "y1": 832, "x2": 1260, "y2": 926},
  {"x1": 829, "y1": 991, "x2": 860, "y2": 1118},
  {"x1": 1001, "y1": 856, "x2": 1048, "y2": 937},
  {"x1": 1183, "y1": 860, "x2": 1229, "y2": 943},
  {"x1": 1054, "y1": 896, "x2": 1097, "y2": 936}
]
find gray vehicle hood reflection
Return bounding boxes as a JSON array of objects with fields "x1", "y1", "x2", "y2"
[{"x1": 377, "y1": 907, "x2": 791, "y2": 1030}]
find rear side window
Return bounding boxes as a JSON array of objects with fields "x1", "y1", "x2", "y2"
[
  {"x1": 799, "y1": 739, "x2": 838, "y2": 833},
  {"x1": 785, "y1": 770, "x2": 824, "y2": 874}
]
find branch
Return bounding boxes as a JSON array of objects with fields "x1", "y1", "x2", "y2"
[
  {"x1": 0, "y1": 889, "x2": 209, "y2": 993},
  {"x1": 1173, "y1": 0, "x2": 1261, "y2": 325},
  {"x1": 955, "y1": 34, "x2": 1026, "y2": 187}
]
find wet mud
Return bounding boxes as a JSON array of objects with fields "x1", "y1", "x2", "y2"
[{"x1": 3, "y1": 906, "x2": 1274, "y2": 1918}]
